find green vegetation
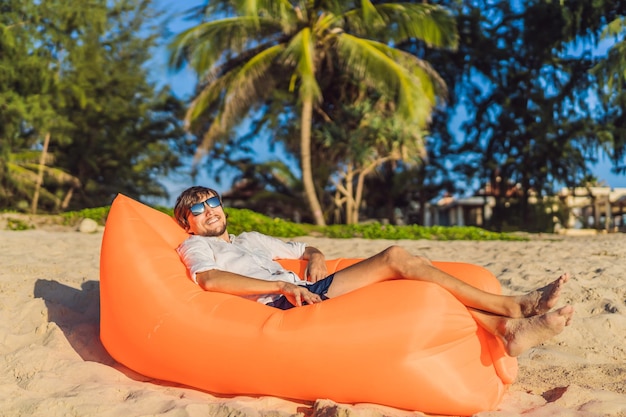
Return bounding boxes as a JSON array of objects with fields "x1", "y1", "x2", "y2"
[
  {"x1": 164, "y1": 1, "x2": 626, "y2": 231},
  {"x1": 49, "y1": 204, "x2": 524, "y2": 241},
  {"x1": 212, "y1": 207, "x2": 525, "y2": 240},
  {"x1": 61, "y1": 207, "x2": 111, "y2": 226},
  {"x1": 224, "y1": 208, "x2": 309, "y2": 238},
  {"x1": 2, "y1": 1, "x2": 625, "y2": 233},
  {"x1": 169, "y1": 0, "x2": 457, "y2": 226},
  {"x1": 321, "y1": 223, "x2": 523, "y2": 241},
  {"x1": 5, "y1": 218, "x2": 33, "y2": 231},
  {"x1": 1, "y1": 0, "x2": 189, "y2": 213}
]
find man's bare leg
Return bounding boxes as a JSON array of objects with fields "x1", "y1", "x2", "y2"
[
  {"x1": 470, "y1": 305, "x2": 575, "y2": 357},
  {"x1": 326, "y1": 246, "x2": 569, "y2": 318}
]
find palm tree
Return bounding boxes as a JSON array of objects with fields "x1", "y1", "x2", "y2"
[
  {"x1": 0, "y1": 146, "x2": 80, "y2": 212},
  {"x1": 169, "y1": 0, "x2": 457, "y2": 225}
]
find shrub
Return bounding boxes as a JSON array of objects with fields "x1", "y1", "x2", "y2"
[
  {"x1": 6, "y1": 218, "x2": 33, "y2": 231},
  {"x1": 322, "y1": 223, "x2": 523, "y2": 241},
  {"x1": 225, "y1": 208, "x2": 308, "y2": 237},
  {"x1": 59, "y1": 204, "x2": 523, "y2": 241},
  {"x1": 61, "y1": 206, "x2": 111, "y2": 226}
]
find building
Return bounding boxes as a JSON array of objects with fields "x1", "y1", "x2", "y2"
[
  {"x1": 426, "y1": 186, "x2": 626, "y2": 233},
  {"x1": 557, "y1": 187, "x2": 626, "y2": 232},
  {"x1": 425, "y1": 195, "x2": 495, "y2": 227}
]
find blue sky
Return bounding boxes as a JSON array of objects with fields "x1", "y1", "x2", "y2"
[{"x1": 150, "y1": 0, "x2": 626, "y2": 205}]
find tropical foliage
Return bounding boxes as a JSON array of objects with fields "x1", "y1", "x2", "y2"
[
  {"x1": 2, "y1": 148, "x2": 80, "y2": 212},
  {"x1": 0, "y1": 0, "x2": 190, "y2": 212},
  {"x1": 417, "y1": 0, "x2": 626, "y2": 230},
  {"x1": 168, "y1": 0, "x2": 458, "y2": 225},
  {"x1": 592, "y1": 13, "x2": 626, "y2": 175},
  {"x1": 2, "y1": 0, "x2": 626, "y2": 233},
  {"x1": 54, "y1": 202, "x2": 523, "y2": 241}
]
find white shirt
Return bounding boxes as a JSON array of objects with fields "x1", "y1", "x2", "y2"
[{"x1": 177, "y1": 231, "x2": 308, "y2": 304}]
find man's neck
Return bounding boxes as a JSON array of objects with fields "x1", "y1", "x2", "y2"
[{"x1": 218, "y1": 231, "x2": 231, "y2": 243}]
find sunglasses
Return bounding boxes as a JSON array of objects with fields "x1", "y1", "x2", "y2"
[{"x1": 189, "y1": 196, "x2": 221, "y2": 216}]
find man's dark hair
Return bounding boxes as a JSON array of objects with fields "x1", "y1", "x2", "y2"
[{"x1": 173, "y1": 186, "x2": 221, "y2": 230}]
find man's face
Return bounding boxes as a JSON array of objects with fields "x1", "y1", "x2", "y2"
[{"x1": 185, "y1": 193, "x2": 228, "y2": 238}]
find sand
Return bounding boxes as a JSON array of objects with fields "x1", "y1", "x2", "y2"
[{"x1": 1, "y1": 227, "x2": 625, "y2": 417}]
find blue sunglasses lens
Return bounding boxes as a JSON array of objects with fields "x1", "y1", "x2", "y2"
[{"x1": 190, "y1": 196, "x2": 221, "y2": 216}]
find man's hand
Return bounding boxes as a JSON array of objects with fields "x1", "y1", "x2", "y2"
[
  {"x1": 278, "y1": 282, "x2": 322, "y2": 307},
  {"x1": 303, "y1": 247, "x2": 327, "y2": 282}
]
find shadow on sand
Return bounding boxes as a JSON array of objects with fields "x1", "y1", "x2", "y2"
[
  {"x1": 32, "y1": 278, "x2": 195, "y2": 385},
  {"x1": 33, "y1": 279, "x2": 113, "y2": 364},
  {"x1": 31, "y1": 279, "x2": 331, "y2": 415}
]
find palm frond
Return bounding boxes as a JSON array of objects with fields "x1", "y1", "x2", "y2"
[
  {"x1": 344, "y1": 3, "x2": 458, "y2": 49},
  {"x1": 283, "y1": 27, "x2": 322, "y2": 104},
  {"x1": 168, "y1": 16, "x2": 281, "y2": 74},
  {"x1": 7, "y1": 163, "x2": 39, "y2": 183},
  {"x1": 313, "y1": 11, "x2": 342, "y2": 37},
  {"x1": 197, "y1": 35, "x2": 291, "y2": 86},
  {"x1": 17, "y1": 163, "x2": 80, "y2": 186},
  {"x1": 235, "y1": 0, "x2": 297, "y2": 23},
  {"x1": 191, "y1": 45, "x2": 286, "y2": 158},
  {"x1": 42, "y1": 166, "x2": 81, "y2": 187},
  {"x1": 194, "y1": 121, "x2": 224, "y2": 164},
  {"x1": 185, "y1": 73, "x2": 236, "y2": 127},
  {"x1": 593, "y1": 17, "x2": 626, "y2": 92},
  {"x1": 337, "y1": 34, "x2": 440, "y2": 124},
  {"x1": 221, "y1": 44, "x2": 285, "y2": 122},
  {"x1": 358, "y1": 0, "x2": 386, "y2": 31},
  {"x1": 9, "y1": 150, "x2": 53, "y2": 164}
]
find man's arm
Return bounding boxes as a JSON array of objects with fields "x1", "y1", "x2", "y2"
[
  {"x1": 302, "y1": 246, "x2": 327, "y2": 282},
  {"x1": 197, "y1": 269, "x2": 322, "y2": 307}
]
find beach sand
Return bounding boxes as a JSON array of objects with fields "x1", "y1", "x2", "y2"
[{"x1": 1, "y1": 226, "x2": 625, "y2": 417}]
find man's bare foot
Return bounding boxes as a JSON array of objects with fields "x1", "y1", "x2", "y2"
[
  {"x1": 501, "y1": 305, "x2": 574, "y2": 357},
  {"x1": 514, "y1": 273, "x2": 570, "y2": 318}
]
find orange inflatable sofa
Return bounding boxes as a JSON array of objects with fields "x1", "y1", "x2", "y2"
[{"x1": 100, "y1": 194, "x2": 517, "y2": 415}]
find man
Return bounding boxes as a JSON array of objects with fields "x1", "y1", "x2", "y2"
[{"x1": 174, "y1": 186, "x2": 574, "y2": 357}]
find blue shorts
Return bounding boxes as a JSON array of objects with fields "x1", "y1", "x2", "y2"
[{"x1": 266, "y1": 274, "x2": 335, "y2": 310}]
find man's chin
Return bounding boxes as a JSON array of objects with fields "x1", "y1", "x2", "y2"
[{"x1": 201, "y1": 224, "x2": 227, "y2": 237}]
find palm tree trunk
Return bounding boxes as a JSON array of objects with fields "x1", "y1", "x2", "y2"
[
  {"x1": 61, "y1": 186, "x2": 75, "y2": 210},
  {"x1": 345, "y1": 165, "x2": 355, "y2": 224},
  {"x1": 31, "y1": 131, "x2": 51, "y2": 214},
  {"x1": 300, "y1": 97, "x2": 326, "y2": 226},
  {"x1": 351, "y1": 157, "x2": 390, "y2": 224}
]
